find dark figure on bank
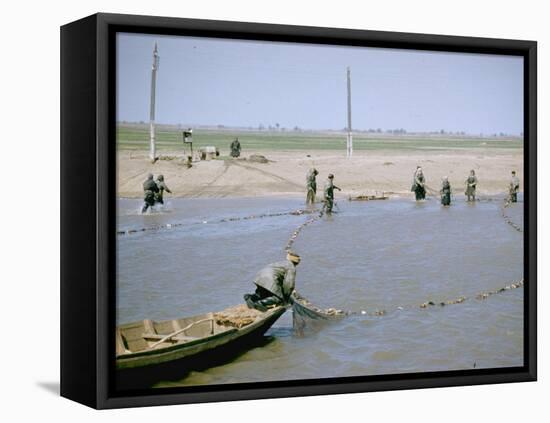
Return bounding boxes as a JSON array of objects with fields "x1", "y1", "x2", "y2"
[
  {"x1": 154, "y1": 174, "x2": 172, "y2": 205},
  {"x1": 306, "y1": 168, "x2": 318, "y2": 205},
  {"x1": 411, "y1": 166, "x2": 426, "y2": 201},
  {"x1": 230, "y1": 138, "x2": 241, "y2": 158},
  {"x1": 141, "y1": 173, "x2": 159, "y2": 213},
  {"x1": 324, "y1": 173, "x2": 341, "y2": 214},
  {"x1": 244, "y1": 251, "x2": 301, "y2": 312},
  {"x1": 185, "y1": 155, "x2": 193, "y2": 169},
  {"x1": 509, "y1": 170, "x2": 520, "y2": 203},
  {"x1": 465, "y1": 170, "x2": 478, "y2": 202},
  {"x1": 440, "y1": 176, "x2": 451, "y2": 206}
]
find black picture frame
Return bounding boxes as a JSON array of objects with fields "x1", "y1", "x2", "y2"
[{"x1": 60, "y1": 12, "x2": 537, "y2": 409}]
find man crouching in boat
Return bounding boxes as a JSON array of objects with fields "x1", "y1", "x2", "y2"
[{"x1": 244, "y1": 251, "x2": 300, "y2": 312}]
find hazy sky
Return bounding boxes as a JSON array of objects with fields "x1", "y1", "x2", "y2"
[{"x1": 117, "y1": 33, "x2": 524, "y2": 135}]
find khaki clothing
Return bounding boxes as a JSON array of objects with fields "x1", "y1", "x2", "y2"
[
  {"x1": 306, "y1": 170, "x2": 317, "y2": 205},
  {"x1": 324, "y1": 179, "x2": 336, "y2": 213},
  {"x1": 411, "y1": 171, "x2": 426, "y2": 200},
  {"x1": 253, "y1": 260, "x2": 296, "y2": 302},
  {"x1": 509, "y1": 176, "x2": 520, "y2": 202},
  {"x1": 440, "y1": 180, "x2": 451, "y2": 206},
  {"x1": 142, "y1": 178, "x2": 159, "y2": 212},
  {"x1": 155, "y1": 180, "x2": 171, "y2": 204},
  {"x1": 230, "y1": 140, "x2": 241, "y2": 158},
  {"x1": 465, "y1": 175, "x2": 478, "y2": 197},
  {"x1": 143, "y1": 178, "x2": 158, "y2": 193}
]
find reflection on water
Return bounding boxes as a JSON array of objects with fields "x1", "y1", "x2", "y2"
[{"x1": 116, "y1": 196, "x2": 524, "y2": 386}]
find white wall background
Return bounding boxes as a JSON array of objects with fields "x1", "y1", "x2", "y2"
[{"x1": 1, "y1": 0, "x2": 546, "y2": 420}]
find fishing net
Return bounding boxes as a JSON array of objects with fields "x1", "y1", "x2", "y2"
[{"x1": 291, "y1": 291, "x2": 347, "y2": 336}]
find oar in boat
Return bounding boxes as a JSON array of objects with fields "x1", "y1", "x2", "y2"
[{"x1": 149, "y1": 317, "x2": 214, "y2": 349}]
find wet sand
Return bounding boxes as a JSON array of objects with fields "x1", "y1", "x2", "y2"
[{"x1": 117, "y1": 149, "x2": 523, "y2": 199}]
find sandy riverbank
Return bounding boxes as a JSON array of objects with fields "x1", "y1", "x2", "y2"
[{"x1": 117, "y1": 149, "x2": 523, "y2": 199}]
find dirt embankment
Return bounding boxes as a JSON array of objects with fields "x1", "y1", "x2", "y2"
[{"x1": 117, "y1": 149, "x2": 523, "y2": 199}]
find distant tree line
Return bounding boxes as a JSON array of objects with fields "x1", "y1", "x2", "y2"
[{"x1": 116, "y1": 120, "x2": 521, "y2": 138}]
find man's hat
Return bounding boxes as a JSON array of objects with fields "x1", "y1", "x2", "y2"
[{"x1": 286, "y1": 250, "x2": 301, "y2": 263}]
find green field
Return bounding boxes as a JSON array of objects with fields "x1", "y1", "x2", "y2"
[{"x1": 117, "y1": 124, "x2": 523, "y2": 152}]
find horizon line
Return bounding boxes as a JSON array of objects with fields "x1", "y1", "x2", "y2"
[{"x1": 116, "y1": 121, "x2": 524, "y2": 138}]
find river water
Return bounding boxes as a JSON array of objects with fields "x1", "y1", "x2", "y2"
[{"x1": 116, "y1": 195, "x2": 524, "y2": 387}]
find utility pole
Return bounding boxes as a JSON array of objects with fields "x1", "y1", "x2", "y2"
[
  {"x1": 149, "y1": 42, "x2": 160, "y2": 162},
  {"x1": 346, "y1": 66, "x2": 353, "y2": 158}
]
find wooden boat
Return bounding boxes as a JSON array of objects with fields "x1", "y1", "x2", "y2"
[{"x1": 116, "y1": 304, "x2": 286, "y2": 371}]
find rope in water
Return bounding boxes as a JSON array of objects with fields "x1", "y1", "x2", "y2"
[
  {"x1": 423, "y1": 184, "x2": 440, "y2": 197},
  {"x1": 355, "y1": 278, "x2": 525, "y2": 317},
  {"x1": 501, "y1": 198, "x2": 523, "y2": 233},
  {"x1": 285, "y1": 206, "x2": 325, "y2": 252},
  {"x1": 117, "y1": 194, "x2": 520, "y2": 237},
  {"x1": 117, "y1": 208, "x2": 316, "y2": 236},
  {"x1": 293, "y1": 278, "x2": 525, "y2": 319}
]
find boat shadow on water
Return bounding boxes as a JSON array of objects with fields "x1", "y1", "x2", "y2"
[{"x1": 116, "y1": 334, "x2": 277, "y2": 391}]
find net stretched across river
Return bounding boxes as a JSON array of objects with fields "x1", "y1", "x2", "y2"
[{"x1": 285, "y1": 198, "x2": 524, "y2": 333}]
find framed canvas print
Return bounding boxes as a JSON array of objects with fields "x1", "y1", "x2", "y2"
[{"x1": 60, "y1": 13, "x2": 537, "y2": 409}]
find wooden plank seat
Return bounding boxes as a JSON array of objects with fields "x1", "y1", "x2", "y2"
[{"x1": 142, "y1": 333, "x2": 198, "y2": 343}]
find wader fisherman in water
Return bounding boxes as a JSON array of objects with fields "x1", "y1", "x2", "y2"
[
  {"x1": 306, "y1": 168, "x2": 318, "y2": 205},
  {"x1": 141, "y1": 173, "x2": 159, "y2": 213},
  {"x1": 509, "y1": 170, "x2": 520, "y2": 203},
  {"x1": 440, "y1": 176, "x2": 451, "y2": 206},
  {"x1": 154, "y1": 174, "x2": 172, "y2": 205},
  {"x1": 244, "y1": 251, "x2": 300, "y2": 312},
  {"x1": 323, "y1": 174, "x2": 341, "y2": 214},
  {"x1": 465, "y1": 170, "x2": 478, "y2": 202},
  {"x1": 411, "y1": 166, "x2": 426, "y2": 201},
  {"x1": 230, "y1": 137, "x2": 241, "y2": 158}
]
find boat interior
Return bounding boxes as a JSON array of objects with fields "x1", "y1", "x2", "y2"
[{"x1": 116, "y1": 312, "x2": 239, "y2": 355}]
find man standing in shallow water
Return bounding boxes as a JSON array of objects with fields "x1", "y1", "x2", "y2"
[
  {"x1": 465, "y1": 170, "x2": 478, "y2": 202},
  {"x1": 440, "y1": 176, "x2": 451, "y2": 206},
  {"x1": 141, "y1": 173, "x2": 159, "y2": 213},
  {"x1": 411, "y1": 166, "x2": 426, "y2": 201},
  {"x1": 509, "y1": 170, "x2": 520, "y2": 203},
  {"x1": 306, "y1": 168, "x2": 318, "y2": 206},
  {"x1": 323, "y1": 173, "x2": 341, "y2": 214},
  {"x1": 154, "y1": 174, "x2": 172, "y2": 205}
]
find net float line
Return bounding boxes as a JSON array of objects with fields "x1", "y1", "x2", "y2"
[
  {"x1": 117, "y1": 208, "x2": 316, "y2": 236},
  {"x1": 285, "y1": 207, "x2": 325, "y2": 252},
  {"x1": 285, "y1": 196, "x2": 524, "y2": 319},
  {"x1": 293, "y1": 278, "x2": 524, "y2": 321},
  {"x1": 501, "y1": 199, "x2": 523, "y2": 233}
]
